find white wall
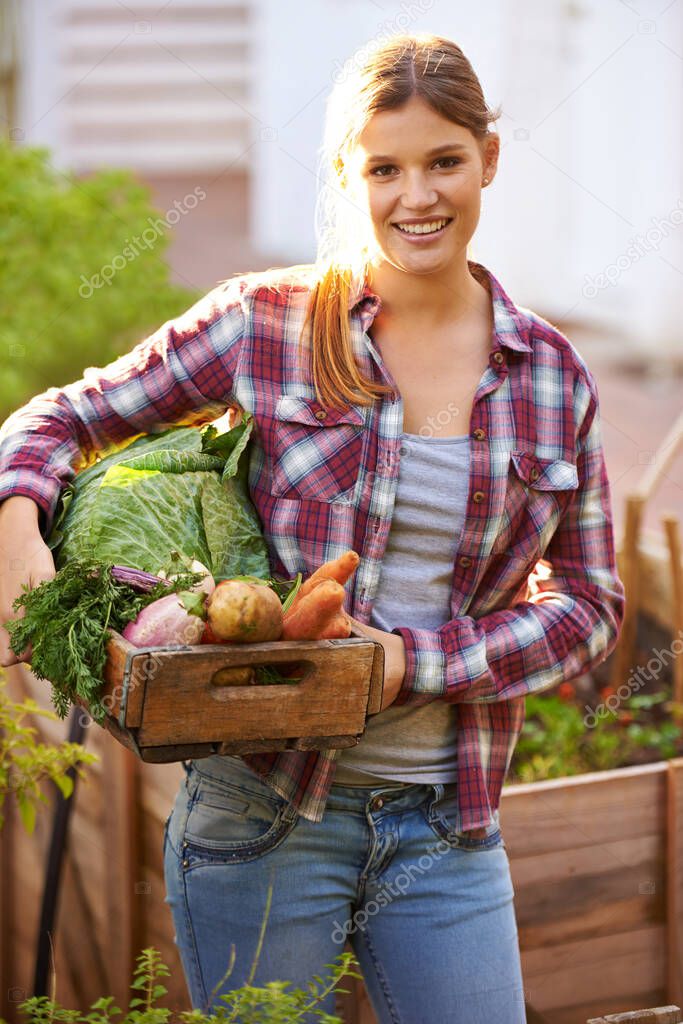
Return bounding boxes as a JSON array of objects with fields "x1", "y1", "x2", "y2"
[{"x1": 253, "y1": 0, "x2": 683, "y2": 359}]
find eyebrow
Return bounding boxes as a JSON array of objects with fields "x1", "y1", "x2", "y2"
[{"x1": 365, "y1": 142, "x2": 468, "y2": 163}]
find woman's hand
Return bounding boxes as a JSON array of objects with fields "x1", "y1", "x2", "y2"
[
  {"x1": 347, "y1": 616, "x2": 406, "y2": 711},
  {"x1": 0, "y1": 497, "x2": 56, "y2": 666}
]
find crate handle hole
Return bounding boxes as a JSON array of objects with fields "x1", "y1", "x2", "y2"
[{"x1": 210, "y1": 660, "x2": 313, "y2": 689}]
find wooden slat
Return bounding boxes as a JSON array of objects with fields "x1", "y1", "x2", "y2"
[
  {"x1": 666, "y1": 760, "x2": 683, "y2": 1005},
  {"x1": 611, "y1": 494, "x2": 645, "y2": 690},
  {"x1": 524, "y1": 942, "x2": 665, "y2": 1011},
  {"x1": 502, "y1": 761, "x2": 666, "y2": 857},
  {"x1": 112, "y1": 632, "x2": 381, "y2": 750},
  {"x1": 0, "y1": 757, "x2": 15, "y2": 1020},
  {"x1": 587, "y1": 1008, "x2": 682, "y2": 1023},
  {"x1": 662, "y1": 516, "x2": 683, "y2": 704},
  {"x1": 101, "y1": 738, "x2": 142, "y2": 1003}
]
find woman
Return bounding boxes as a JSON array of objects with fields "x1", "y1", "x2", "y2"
[{"x1": 0, "y1": 33, "x2": 624, "y2": 1024}]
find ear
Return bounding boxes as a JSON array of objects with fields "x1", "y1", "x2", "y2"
[{"x1": 481, "y1": 132, "x2": 500, "y2": 185}]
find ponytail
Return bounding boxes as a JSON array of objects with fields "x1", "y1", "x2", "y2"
[{"x1": 300, "y1": 263, "x2": 394, "y2": 410}]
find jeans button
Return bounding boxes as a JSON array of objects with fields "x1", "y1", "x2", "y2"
[{"x1": 370, "y1": 796, "x2": 384, "y2": 811}]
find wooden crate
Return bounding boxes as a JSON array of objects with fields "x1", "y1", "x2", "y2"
[{"x1": 74, "y1": 625, "x2": 385, "y2": 763}]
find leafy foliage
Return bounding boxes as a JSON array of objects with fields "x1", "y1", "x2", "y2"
[
  {"x1": 9, "y1": 945, "x2": 362, "y2": 1024},
  {"x1": 48, "y1": 421, "x2": 270, "y2": 582},
  {"x1": 3, "y1": 560, "x2": 202, "y2": 722},
  {"x1": 508, "y1": 687, "x2": 683, "y2": 783},
  {"x1": 0, "y1": 140, "x2": 200, "y2": 420},
  {"x1": 0, "y1": 669, "x2": 98, "y2": 832}
]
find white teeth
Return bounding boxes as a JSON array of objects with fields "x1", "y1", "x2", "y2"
[{"x1": 395, "y1": 219, "x2": 449, "y2": 235}]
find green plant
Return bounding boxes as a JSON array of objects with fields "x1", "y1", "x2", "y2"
[
  {"x1": 0, "y1": 141, "x2": 200, "y2": 420},
  {"x1": 8, "y1": 945, "x2": 361, "y2": 1024},
  {"x1": 0, "y1": 669, "x2": 98, "y2": 832},
  {"x1": 508, "y1": 685, "x2": 683, "y2": 784}
]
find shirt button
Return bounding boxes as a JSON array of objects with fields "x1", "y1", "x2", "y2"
[
  {"x1": 459, "y1": 556, "x2": 472, "y2": 568},
  {"x1": 314, "y1": 410, "x2": 327, "y2": 420},
  {"x1": 530, "y1": 467, "x2": 540, "y2": 481},
  {"x1": 370, "y1": 796, "x2": 384, "y2": 811},
  {"x1": 400, "y1": 445, "x2": 408, "y2": 456},
  {"x1": 372, "y1": 520, "x2": 380, "y2": 533},
  {"x1": 492, "y1": 351, "x2": 505, "y2": 365},
  {"x1": 473, "y1": 491, "x2": 485, "y2": 503},
  {"x1": 472, "y1": 428, "x2": 486, "y2": 441}
]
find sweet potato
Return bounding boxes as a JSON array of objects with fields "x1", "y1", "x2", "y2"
[{"x1": 281, "y1": 578, "x2": 346, "y2": 641}]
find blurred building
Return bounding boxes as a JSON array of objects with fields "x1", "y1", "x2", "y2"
[{"x1": 3, "y1": 0, "x2": 683, "y2": 369}]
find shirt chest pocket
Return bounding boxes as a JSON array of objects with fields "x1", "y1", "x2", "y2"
[
  {"x1": 490, "y1": 449, "x2": 579, "y2": 564},
  {"x1": 270, "y1": 395, "x2": 366, "y2": 503}
]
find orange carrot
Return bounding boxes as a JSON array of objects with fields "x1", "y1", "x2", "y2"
[
  {"x1": 282, "y1": 579, "x2": 346, "y2": 641},
  {"x1": 316, "y1": 610, "x2": 352, "y2": 640},
  {"x1": 288, "y1": 551, "x2": 360, "y2": 613}
]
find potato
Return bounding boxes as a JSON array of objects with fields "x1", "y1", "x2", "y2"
[
  {"x1": 206, "y1": 580, "x2": 283, "y2": 643},
  {"x1": 211, "y1": 666, "x2": 256, "y2": 686}
]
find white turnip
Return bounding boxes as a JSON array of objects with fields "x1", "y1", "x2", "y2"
[{"x1": 122, "y1": 593, "x2": 205, "y2": 648}]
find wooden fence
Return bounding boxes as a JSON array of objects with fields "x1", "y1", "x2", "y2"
[{"x1": 3, "y1": 663, "x2": 683, "y2": 1024}]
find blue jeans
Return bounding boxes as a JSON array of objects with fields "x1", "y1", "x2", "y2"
[{"x1": 163, "y1": 756, "x2": 526, "y2": 1024}]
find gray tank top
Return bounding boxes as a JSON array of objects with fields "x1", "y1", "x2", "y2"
[{"x1": 334, "y1": 431, "x2": 471, "y2": 787}]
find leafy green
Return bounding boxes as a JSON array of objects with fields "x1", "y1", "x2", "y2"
[
  {"x1": 48, "y1": 418, "x2": 271, "y2": 581},
  {"x1": 0, "y1": 139, "x2": 201, "y2": 422},
  {"x1": 3, "y1": 559, "x2": 201, "y2": 723}
]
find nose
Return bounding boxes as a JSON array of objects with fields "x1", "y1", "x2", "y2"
[{"x1": 401, "y1": 171, "x2": 439, "y2": 210}]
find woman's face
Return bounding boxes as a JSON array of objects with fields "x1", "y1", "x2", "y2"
[{"x1": 346, "y1": 95, "x2": 498, "y2": 277}]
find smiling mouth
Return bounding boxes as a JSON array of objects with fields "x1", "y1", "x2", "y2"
[{"x1": 391, "y1": 218, "x2": 453, "y2": 239}]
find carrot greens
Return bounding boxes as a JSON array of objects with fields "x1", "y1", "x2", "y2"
[{"x1": 3, "y1": 558, "x2": 200, "y2": 723}]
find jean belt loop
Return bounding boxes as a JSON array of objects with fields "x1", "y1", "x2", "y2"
[
  {"x1": 282, "y1": 801, "x2": 299, "y2": 825},
  {"x1": 426, "y1": 782, "x2": 445, "y2": 822}
]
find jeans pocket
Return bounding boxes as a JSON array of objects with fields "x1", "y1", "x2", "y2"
[
  {"x1": 182, "y1": 765, "x2": 299, "y2": 867},
  {"x1": 423, "y1": 790, "x2": 505, "y2": 851}
]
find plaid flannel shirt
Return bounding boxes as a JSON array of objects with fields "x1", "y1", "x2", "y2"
[{"x1": 0, "y1": 260, "x2": 625, "y2": 831}]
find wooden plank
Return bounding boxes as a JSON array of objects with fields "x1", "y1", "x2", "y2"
[
  {"x1": 666, "y1": 760, "x2": 683, "y2": 1005},
  {"x1": 550, "y1": 991, "x2": 665, "y2": 1024},
  {"x1": 587, "y1": 1008, "x2": 682, "y2": 1023},
  {"x1": 502, "y1": 762, "x2": 666, "y2": 857},
  {"x1": 511, "y1": 834, "x2": 659, "y2": 888},
  {"x1": 0, "y1": 756, "x2": 15, "y2": 1020},
  {"x1": 662, "y1": 516, "x2": 683, "y2": 705},
  {"x1": 524, "y1": 944, "x2": 665, "y2": 1012},
  {"x1": 100, "y1": 630, "x2": 382, "y2": 750},
  {"x1": 523, "y1": 924, "x2": 663, "y2": 979},
  {"x1": 610, "y1": 494, "x2": 645, "y2": 690},
  {"x1": 102, "y1": 738, "x2": 142, "y2": 1003},
  {"x1": 634, "y1": 409, "x2": 683, "y2": 503},
  {"x1": 519, "y1": 895, "x2": 663, "y2": 951},
  {"x1": 54, "y1": 856, "x2": 109, "y2": 1008},
  {"x1": 136, "y1": 644, "x2": 376, "y2": 746}
]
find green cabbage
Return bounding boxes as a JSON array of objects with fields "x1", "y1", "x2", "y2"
[{"x1": 47, "y1": 417, "x2": 270, "y2": 580}]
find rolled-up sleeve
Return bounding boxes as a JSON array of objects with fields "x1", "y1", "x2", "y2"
[{"x1": 0, "y1": 281, "x2": 246, "y2": 537}]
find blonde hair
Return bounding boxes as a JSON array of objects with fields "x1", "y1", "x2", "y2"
[{"x1": 230, "y1": 34, "x2": 501, "y2": 410}]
